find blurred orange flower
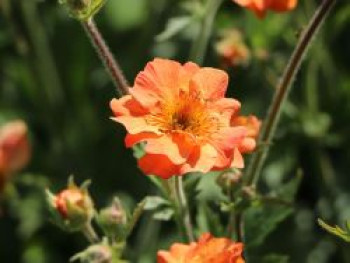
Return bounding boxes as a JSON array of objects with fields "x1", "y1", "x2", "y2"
[
  {"x1": 0, "y1": 120, "x2": 30, "y2": 192},
  {"x1": 110, "y1": 58, "x2": 259, "y2": 179},
  {"x1": 157, "y1": 233, "x2": 245, "y2": 263},
  {"x1": 215, "y1": 29, "x2": 251, "y2": 68},
  {"x1": 232, "y1": 0, "x2": 297, "y2": 18}
]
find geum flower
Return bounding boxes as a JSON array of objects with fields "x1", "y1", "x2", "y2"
[
  {"x1": 157, "y1": 232, "x2": 245, "y2": 263},
  {"x1": 110, "y1": 58, "x2": 260, "y2": 179},
  {"x1": 232, "y1": 0, "x2": 297, "y2": 18}
]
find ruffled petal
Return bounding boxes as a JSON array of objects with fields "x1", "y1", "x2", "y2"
[
  {"x1": 231, "y1": 147, "x2": 244, "y2": 168},
  {"x1": 110, "y1": 97, "x2": 148, "y2": 117},
  {"x1": 189, "y1": 68, "x2": 229, "y2": 100},
  {"x1": 180, "y1": 143, "x2": 218, "y2": 174},
  {"x1": 138, "y1": 154, "x2": 180, "y2": 179},
  {"x1": 125, "y1": 132, "x2": 159, "y2": 147},
  {"x1": 114, "y1": 116, "x2": 159, "y2": 135},
  {"x1": 131, "y1": 59, "x2": 183, "y2": 108},
  {"x1": 238, "y1": 137, "x2": 256, "y2": 153},
  {"x1": 211, "y1": 126, "x2": 247, "y2": 152},
  {"x1": 144, "y1": 135, "x2": 186, "y2": 165}
]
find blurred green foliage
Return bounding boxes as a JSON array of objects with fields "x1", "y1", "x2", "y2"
[{"x1": 0, "y1": 0, "x2": 350, "y2": 262}]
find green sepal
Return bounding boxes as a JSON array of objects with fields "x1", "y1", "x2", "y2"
[{"x1": 59, "y1": 0, "x2": 107, "y2": 21}]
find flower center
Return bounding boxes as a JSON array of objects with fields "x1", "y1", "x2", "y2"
[{"x1": 147, "y1": 93, "x2": 219, "y2": 138}]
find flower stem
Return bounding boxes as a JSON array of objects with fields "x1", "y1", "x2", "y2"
[
  {"x1": 189, "y1": 0, "x2": 224, "y2": 64},
  {"x1": 82, "y1": 18, "x2": 129, "y2": 96},
  {"x1": 244, "y1": 0, "x2": 337, "y2": 187},
  {"x1": 82, "y1": 222, "x2": 99, "y2": 243},
  {"x1": 173, "y1": 176, "x2": 195, "y2": 242}
]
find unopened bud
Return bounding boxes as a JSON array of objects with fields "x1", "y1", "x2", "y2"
[
  {"x1": 98, "y1": 197, "x2": 128, "y2": 241},
  {"x1": 216, "y1": 170, "x2": 242, "y2": 191},
  {"x1": 46, "y1": 177, "x2": 94, "y2": 231}
]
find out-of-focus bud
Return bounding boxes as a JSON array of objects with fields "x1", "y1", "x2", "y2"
[
  {"x1": 0, "y1": 120, "x2": 31, "y2": 193},
  {"x1": 97, "y1": 197, "x2": 128, "y2": 241},
  {"x1": 71, "y1": 239, "x2": 113, "y2": 263},
  {"x1": 215, "y1": 29, "x2": 251, "y2": 68},
  {"x1": 59, "y1": 0, "x2": 106, "y2": 21},
  {"x1": 216, "y1": 169, "x2": 243, "y2": 191},
  {"x1": 46, "y1": 177, "x2": 94, "y2": 231}
]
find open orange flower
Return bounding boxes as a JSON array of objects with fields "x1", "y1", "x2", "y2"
[
  {"x1": 232, "y1": 0, "x2": 297, "y2": 18},
  {"x1": 157, "y1": 233, "x2": 245, "y2": 263},
  {"x1": 110, "y1": 58, "x2": 259, "y2": 179}
]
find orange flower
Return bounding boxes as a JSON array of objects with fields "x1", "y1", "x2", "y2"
[
  {"x1": 157, "y1": 233, "x2": 245, "y2": 263},
  {"x1": 232, "y1": 0, "x2": 297, "y2": 18},
  {"x1": 0, "y1": 120, "x2": 30, "y2": 192},
  {"x1": 110, "y1": 58, "x2": 259, "y2": 179},
  {"x1": 215, "y1": 29, "x2": 251, "y2": 68}
]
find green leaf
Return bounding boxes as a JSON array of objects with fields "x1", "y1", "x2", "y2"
[
  {"x1": 156, "y1": 16, "x2": 194, "y2": 42},
  {"x1": 143, "y1": 196, "x2": 170, "y2": 211},
  {"x1": 318, "y1": 219, "x2": 350, "y2": 242},
  {"x1": 244, "y1": 203, "x2": 293, "y2": 248},
  {"x1": 153, "y1": 208, "x2": 174, "y2": 221},
  {"x1": 244, "y1": 172, "x2": 302, "y2": 248}
]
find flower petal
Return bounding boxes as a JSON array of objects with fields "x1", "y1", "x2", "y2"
[
  {"x1": 231, "y1": 147, "x2": 244, "y2": 168},
  {"x1": 181, "y1": 143, "x2": 218, "y2": 174},
  {"x1": 110, "y1": 96, "x2": 148, "y2": 117},
  {"x1": 131, "y1": 58, "x2": 183, "y2": 108},
  {"x1": 144, "y1": 136, "x2": 186, "y2": 165},
  {"x1": 124, "y1": 132, "x2": 159, "y2": 148},
  {"x1": 114, "y1": 116, "x2": 159, "y2": 135},
  {"x1": 211, "y1": 126, "x2": 247, "y2": 152},
  {"x1": 190, "y1": 68, "x2": 229, "y2": 100},
  {"x1": 138, "y1": 154, "x2": 180, "y2": 179}
]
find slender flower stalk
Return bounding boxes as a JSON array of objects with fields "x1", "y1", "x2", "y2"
[
  {"x1": 173, "y1": 176, "x2": 195, "y2": 242},
  {"x1": 82, "y1": 223, "x2": 100, "y2": 243},
  {"x1": 190, "y1": 0, "x2": 225, "y2": 65},
  {"x1": 244, "y1": 0, "x2": 337, "y2": 187},
  {"x1": 82, "y1": 18, "x2": 129, "y2": 96}
]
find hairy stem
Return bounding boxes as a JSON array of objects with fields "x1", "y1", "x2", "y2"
[
  {"x1": 189, "y1": 0, "x2": 224, "y2": 64},
  {"x1": 173, "y1": 177, "x2": 195, "y2": 242},
  {"x1": 82, "y1": 222, "x2": 99, "y2": 243},
  {"x1": 244, "y1": 0, "x2": 337, "y2": 187},
  {"x1": 82, "y1": 18, "x2": 129, "y2": 96}
]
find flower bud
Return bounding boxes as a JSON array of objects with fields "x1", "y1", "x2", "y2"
[
  {"x1": 46, "y1": 177, "x2": 94, "y2": 231},
  {"x1": 97, "y1": 197, "x2": 128, "y2": 241},
  {"x1": 0, "y1": 120, "x2": 31, "y2": 193},
  {"x1": 216, "y1": 170, "x2": 243, "y2": 191}
]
